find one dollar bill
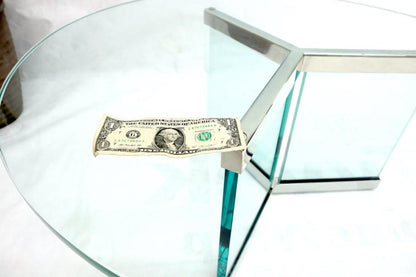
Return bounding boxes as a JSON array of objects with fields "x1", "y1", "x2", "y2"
[{"x1": 93, "y1": 115, "x2": 246, "y2": 157}]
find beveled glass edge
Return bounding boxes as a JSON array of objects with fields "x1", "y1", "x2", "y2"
[
  {"x1": 204, "y1": 8, "x2": 416, "y2": 74},
  {"x1": 0, "y1": 0, "x2": 140, "y2": 104}
]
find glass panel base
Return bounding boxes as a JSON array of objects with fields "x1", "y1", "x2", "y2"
[
  {"x1": 246, "y1": 161, "x2": 379, "y2": 194},
  {"x1": 275, "y1": 178, "x2": 380, "y2": 194}
]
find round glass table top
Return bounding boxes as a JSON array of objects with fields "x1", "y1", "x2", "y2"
[
  {"x1": 0, "y1": 1, "x2": 277, "y2": 276},
  {"x1": 0, "y1": 1, "x2": 415, "y2": 276}
]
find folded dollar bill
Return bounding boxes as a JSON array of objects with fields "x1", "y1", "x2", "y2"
[{"x1": 93, "y1": 115, "x2": 246, "y2": 158}]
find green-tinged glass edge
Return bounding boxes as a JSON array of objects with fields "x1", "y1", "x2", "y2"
[
  {"x1": 273, "y1": 71, "x2": 306, "y2": 185},
  {"x1": 280, "y1": 71, "x2": 416, "y2": 183},
  {"x1": 227, "y1": 187, "x2": 272, "y2": 277},
  {"x1": 217, "y1": 169, "x2": 239, "y2": 277},
  {"x1": 227, "y1": 71, "x2": 304, "y2": 276},
  {"x1": 268, "y1": 71, "x2": 300, "y2": 182}
]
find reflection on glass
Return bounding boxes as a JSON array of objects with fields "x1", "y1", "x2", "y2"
[
  {"x1": 217, "y1": 169, "x2": 238, "y2": 277},
  {"x1": 225, "y1": 69, "x2": 303, "y2": 275},
  {"x1": 282, "y1": 72, "x2": 416, "y2": 181},
  {"x1": 0, "y1": 2, "x2": 242, "y2": 277},
  {"x1": 207, "y1": 29, "x2": 280, "y2": 119},
  {"x1": 0, "y1": 0, "x2": 296, "y2": 275},
  {"x1": 207, "y1": 27, "x2": 300, "y2": 276}
]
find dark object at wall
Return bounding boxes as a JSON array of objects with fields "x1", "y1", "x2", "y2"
[{"x1": 0, "y1": 0, "x2": 23, "y2": 128}]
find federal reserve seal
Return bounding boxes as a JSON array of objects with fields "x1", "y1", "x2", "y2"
[{"x1": 126, "y1": 130, "x2": 141, "y2": 139}]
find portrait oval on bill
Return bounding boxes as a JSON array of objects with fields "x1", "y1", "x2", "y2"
[{"x1": 154, "y1": 128, "x2": 184, "y2": 151}]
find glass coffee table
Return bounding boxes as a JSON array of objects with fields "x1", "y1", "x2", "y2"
[{"x1": 1, "y1": 1, "x2": 415, "y2": 276}]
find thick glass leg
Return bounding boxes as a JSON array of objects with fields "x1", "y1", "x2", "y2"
[{"x1": 217, "y1": 169, "x2": 239, "y2": 277}]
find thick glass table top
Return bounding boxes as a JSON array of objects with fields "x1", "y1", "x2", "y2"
[
  {"x1": 1, "y1": 1, "x2": 414, "y2": 275},
  {"x1": 0, "y1": 1, "x2": 291, "y2": 276}
]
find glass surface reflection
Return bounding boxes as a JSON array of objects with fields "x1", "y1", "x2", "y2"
[
  {"x1": 282, "y1": 72, "x2": 416, "y2": 182},
  {"x1": 0, "y1": 1, "x2": 297, "y2": 276},
  {"x1": 0, "y1": 2, "x2": 226, "y2": 276},
  {"x1": 208, "y1": 27, "x2": 301, "y2": 275}
]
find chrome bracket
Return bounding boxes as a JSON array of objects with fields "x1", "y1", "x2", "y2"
[{"x1": 205, "y1": 7, "x2": 416, "y2": 193}]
